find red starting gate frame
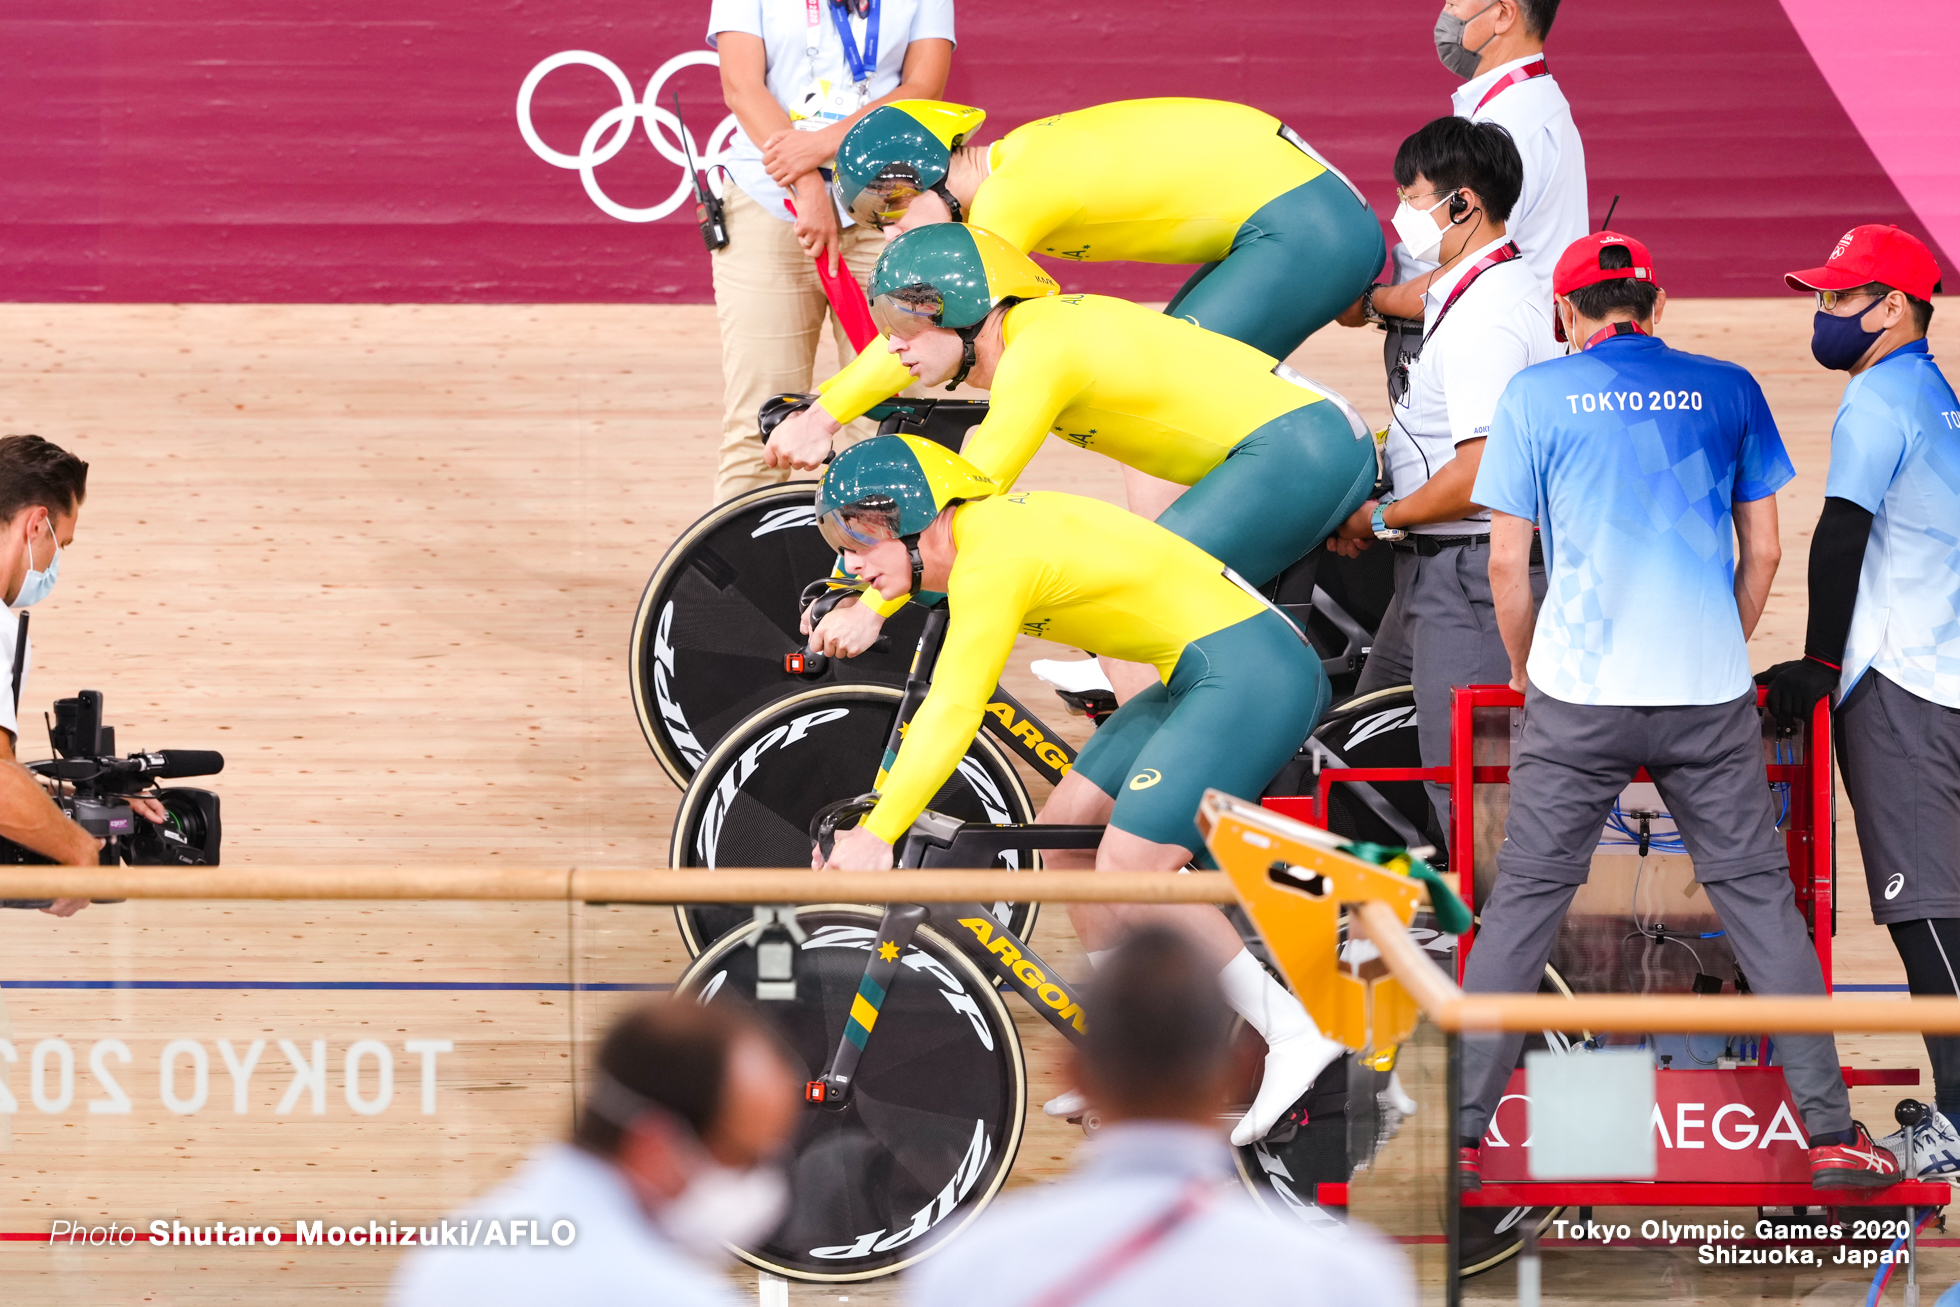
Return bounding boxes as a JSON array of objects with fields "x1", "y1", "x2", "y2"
[{"x1": 1261, "y1": 684, "x2": 1952, "y2": 1218}]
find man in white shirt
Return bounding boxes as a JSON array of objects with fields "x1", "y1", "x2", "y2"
[
  {"x1": 906, "y1": 927, "x2": 1412, "y2": 1307},
  {"x1": 0, "y1": 436, "x2": 114, "y2": 912},
  {"x1": 391, "y1": 1000, "x2": 799, "y2": 1307},
  {"x1": 708, "y1": 0, "x2": 955, "y2": 502},
  {"x1": 1352, "y1": 0, "x2": 1587, "y2": 374},
  {"x1": 1329, "y1": 117, "x2": 1555, "y2": 832}
]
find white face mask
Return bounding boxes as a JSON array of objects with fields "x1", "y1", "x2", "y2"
[
  {"x1": 660, "y1": 1160, "x2": 790, "y2": 1259},
  {"x1": 1391, "y1": 193, "x2": 1456, "y2": 264},
  {"x1": 14, "y1": 517, "x2": 60, "y2": 609}
]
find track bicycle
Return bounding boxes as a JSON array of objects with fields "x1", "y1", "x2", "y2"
[
  {"x1": 630, "y1": 397, "x2": 1390, "y2": 787},
  {"x1": 668, "y1": 596, "x2": 1579, "y2": 1277}
]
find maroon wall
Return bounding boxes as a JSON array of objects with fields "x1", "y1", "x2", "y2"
[{"x1": 1, "y1": 0, "x2": 1943, "y2": 302}]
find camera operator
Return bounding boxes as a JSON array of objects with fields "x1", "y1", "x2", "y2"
[{"x1": 0, "y1": 435, "x2": 149, "y2": 915}]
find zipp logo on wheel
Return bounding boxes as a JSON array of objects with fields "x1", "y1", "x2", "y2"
[{"x1": 1128, "y1": 769, "x2": 1162, "y2": 790}]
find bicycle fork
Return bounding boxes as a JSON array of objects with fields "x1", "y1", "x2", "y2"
[
  {"x1": 806, "y1": 901, "x2": 1089, "y2": 1107},
  {"x1": 805, "y1": 903, "x2": 930, "y2": 1105}
]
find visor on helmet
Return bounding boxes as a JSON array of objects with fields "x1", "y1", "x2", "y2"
[
  {"x1": 843, "y1": 169, "x2": 927, "y2": 230},
  {"x1": 869, "y1": 286, "x2": 947, "y2": 339},
  {"x1": 816, "y1": 499, "x2": 902, "y2": 555}
]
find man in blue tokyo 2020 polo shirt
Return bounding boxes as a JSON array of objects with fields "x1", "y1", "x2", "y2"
[
  {"x1": 1763, "y1": 225, "x2": 1960, "y2": 1175},
  {"x1": 1457, "y1": 231, "x2": 1895, "y2": 1191}
]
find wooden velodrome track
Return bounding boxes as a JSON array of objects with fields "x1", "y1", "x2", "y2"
[{"x1": 0, "y1": 297, "x2": 1954, "y2": 1303}]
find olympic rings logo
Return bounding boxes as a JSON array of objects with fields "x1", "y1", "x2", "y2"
[{"x1": 516, "y1": 50, "x2": 738, "y2": 223}]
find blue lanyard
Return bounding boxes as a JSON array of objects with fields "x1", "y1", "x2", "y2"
[{"x1": 828, "y1": 0, "x2": 880, "y2": 91}]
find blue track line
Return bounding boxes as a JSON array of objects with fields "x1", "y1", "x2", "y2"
[{"x1": 0, "y1": 980, "x2": 672, "y2": 992}]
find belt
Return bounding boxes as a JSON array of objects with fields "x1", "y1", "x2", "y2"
[{"x1": 1390, "y1": 533, "x2": 1545, "y2": 564}]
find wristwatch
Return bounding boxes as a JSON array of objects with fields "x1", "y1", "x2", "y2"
[
  {"x1": 1360, "y1": 284, "x2": 1387, "y2": 327},
  {"x1": 1372, "y1": 497, "x2": 1407, "y2": 542}
]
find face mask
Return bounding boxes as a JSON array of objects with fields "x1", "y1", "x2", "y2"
[
  {"x1": 660, "y1": 1161, "x2": 789, "y2": 1258},
  {"x1": 1435, "y1": 1, "x2": 1498, "y2": 79},
  {"x1": 14, "y1": 518, "x2": 60, "y2": 608},
  {"x1": 1810, "y1": 306, "x2": 1885, "y2": 372},
  {"x1": 1392, "y1": 194, "x2": 1454, "y2": 264}
]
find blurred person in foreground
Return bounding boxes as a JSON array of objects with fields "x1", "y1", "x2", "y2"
[
  {"x1": 905, "y1": 927, "x2": 1411, "y2": 1307},
  {"x1": 391, "y1": 999, "x2": 798, "y2": 1307}
]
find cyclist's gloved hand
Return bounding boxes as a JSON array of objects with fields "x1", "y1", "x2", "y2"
[
  {"x1": 1343, "y1": 841, "x2": 1472, "y2": 937},
  {"x1": 1758, "y1": 657, "x2": 1838, "y2": 731}
]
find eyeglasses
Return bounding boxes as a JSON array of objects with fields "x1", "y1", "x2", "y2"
[
  {"x1": 1814, "y1": 286, "x2": 1891, "y2": 314},
  {"x1": 1396, "y1": 188, "x2": 1449, "y2": 207}
]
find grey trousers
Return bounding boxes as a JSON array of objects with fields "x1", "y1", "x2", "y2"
[
  {"x1": 1837, "y1": 671, "x2": 1960, "y2": 925},
  {"x1": 1458, "y1": 686, "x2": 1853, "y2": 1142},
  {"x1": 1353, "y1": 542, "x2": 1544, "y2": 826}
]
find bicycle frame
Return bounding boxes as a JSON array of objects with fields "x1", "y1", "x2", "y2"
[
  {"x1": 874, "y1": 604, "x2": 1074, "y2": 790},
  {"x1": 805, "y1": 898, "x2": 1088, "y2": 1106}
]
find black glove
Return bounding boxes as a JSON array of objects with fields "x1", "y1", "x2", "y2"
[{"x1": 1759, "y1": 657, "x2": 1839, "y2": 731}]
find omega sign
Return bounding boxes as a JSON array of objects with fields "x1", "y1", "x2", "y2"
[
  {"x1": 1479, "y1": 1067, "x2": 1814, "y2": 1183},
  {"x1": 516, "y1": 51, "x2": 738, "y2": 222}
]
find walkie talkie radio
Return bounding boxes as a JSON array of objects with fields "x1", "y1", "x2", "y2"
[{"x1": 673, "y1": 92, "x2": 729, "y2": 252}]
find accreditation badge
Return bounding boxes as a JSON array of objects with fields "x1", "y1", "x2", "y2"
[{"x1": 789, "y1": 77, "x2": 858, "y2": 126}]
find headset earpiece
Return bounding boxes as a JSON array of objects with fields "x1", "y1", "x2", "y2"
[{"x1": 1448, "y1": 190, "x2": 1470, "y2": 221}]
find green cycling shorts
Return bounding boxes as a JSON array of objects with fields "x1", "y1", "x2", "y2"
[
  {"x1": 1155, "y1": 400, "x2": 1377, "y2": 588},
  {"x1": 1072, "y1": 608, "x2": 1330, "y2": 858},
  {"x1": 1163, "y1": 169, "x2": 1386, "y2": 363}
]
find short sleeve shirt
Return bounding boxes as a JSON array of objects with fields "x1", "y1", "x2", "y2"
[
  {"x1": 1473, "y1": 334, "x2": 1795, "y2": 706},
  {"x1": 706, "y1": 0, "x2": 956, "y2": 219},
  {"x1": 1384, "y1": 237, "x2": 1558, "y2": 534},
  {"x1": 1392, "y1": 58, "x2": 1590, "y2": 285},
  {"x1": 1824, "y1": 340, "x2": 1960, "y2": 709}
]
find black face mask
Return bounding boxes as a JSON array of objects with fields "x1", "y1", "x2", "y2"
[{"x1": 1810, "y1": 306, "x2": 1885, "y2": 371}]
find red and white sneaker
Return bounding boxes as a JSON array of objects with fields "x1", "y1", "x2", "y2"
[
  {"x1": 1458, "y1": 1146, "x2": 1483, "y2": 1192},
  {"x1": 1810, "y1": 1122, "x2": 1902, "y2": 1189}
]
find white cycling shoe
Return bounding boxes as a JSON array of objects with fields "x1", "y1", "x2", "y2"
[
  {"x1": 1879, "y1": 1107, "x2": 1960, "y2": 1175},
  {"x1": 1231, "y1": 1029, "x2": 1347, "y2": 1147},
  {"x1": 1043, "y1": 1088, "x2": 1089, "y2": 1117},
  {"x1": 1029, "y1": 657, "x2": 1114, "y2": 696}
]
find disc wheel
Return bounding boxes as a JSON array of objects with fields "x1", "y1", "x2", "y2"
[
  {"x1": 669, "y1": 684, "x2": 1040, "y2": 955},
  {"x1": 676, "y1": 907, "x2": 1025, "y2": 1281},
  {"x1": 631, "y1": 483, "x2": 932, "y2": 786}
]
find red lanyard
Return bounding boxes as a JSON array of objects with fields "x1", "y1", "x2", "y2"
[
  {"x1": 1025, "y1": 1182, "x2": 1212, "y2": 1307},
  {"x1": 1423, "y1": 240, "x2": 1523, "y2": 347},
  {"x1": 1583, "y1": 320, "x2": 1648, "y2": 350},
  {"x1": 1475, "y1": 57, "x2": 1549, "y2": 111}
]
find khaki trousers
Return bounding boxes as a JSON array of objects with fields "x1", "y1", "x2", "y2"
[{"x1": 711, "y1": 185, "x2": 889, "y2": 503}]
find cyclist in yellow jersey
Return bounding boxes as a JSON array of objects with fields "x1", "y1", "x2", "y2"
[
  {"x1": 812, "y1": 433, "x2": 1346, "y2": 1146},
  {"x1": 765, "y1": 98, "x2": 1383, "y2": 476},
  {"x1": 800, "y1": 225, "x2": 1377, "y2": 660}
]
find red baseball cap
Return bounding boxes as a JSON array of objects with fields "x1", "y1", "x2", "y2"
[
  {"x1": 1785, "y1": 224, "x2": 1943, "y2": 301},
  {"x1": 1552, "y1": 231, "x2": 1660, "y2": 341}
]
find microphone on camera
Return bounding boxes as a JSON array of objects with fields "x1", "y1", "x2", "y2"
[{"x1": 129, "y1": 750, "x2": 226, "y2": 779}]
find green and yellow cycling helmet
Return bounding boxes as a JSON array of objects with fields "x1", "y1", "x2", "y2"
[
  {"x1": 834, "y1": 100, "x2": 987, "y2": 229},
  {"x1": 869, "y1": 224, "x2": 1059, "y2": 334},
  {"x1": 869, "y1": 224, "x2": 1060, "y2": 388},
  {"x1": 815, "y1": 435, "x2": 997, "y2": 590}
]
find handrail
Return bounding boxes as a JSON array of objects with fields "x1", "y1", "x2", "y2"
[
  {"x1": 0, "y1": 866, "x2": 1239, "y2": 904},
  {"x1": 1351, "y1": 900, "x2": 1960, "y2": 1036}
]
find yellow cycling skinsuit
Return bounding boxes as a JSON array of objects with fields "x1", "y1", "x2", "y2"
[
  {"x1": 817, "y1": 98, "x2": 1384, "y2": 420},
  {"x1": 845, "y1": 294, "x2": 1378, "y2": 616},
  {"x1": 862, "y1": 491, "x2": 1326, "y2": 853}
]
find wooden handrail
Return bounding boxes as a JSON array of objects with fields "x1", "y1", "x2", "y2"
[
  {"x1": 0, "y1": 866, "x2": 1239, "y2": 904},
  {"x1": 1351, "y1": 900, "x2": 1960, "y2": 1036}
]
